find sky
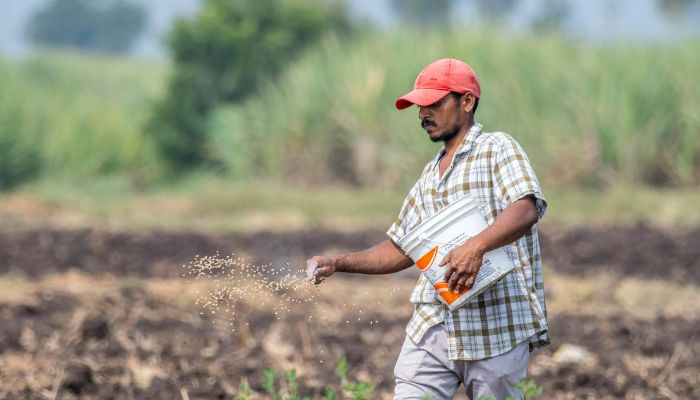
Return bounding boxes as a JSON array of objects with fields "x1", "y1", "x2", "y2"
[{"x1": 0, "y1": 0, "x2": 698, "y2": 58}]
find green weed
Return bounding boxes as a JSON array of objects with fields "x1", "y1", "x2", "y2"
[
  {"x1": 235, "y1": 358, "x2": 541, "y2": 400},
  {"x1": 336, "y1": 357, "x2": 375, "y2": 400},
  {"x1": 234, "y1": 383, "x2": 253, "y2": 400},
  {"x1": 475, "y1": 379, "x2": 544, "y2": 400},
  {"x1": 237, "y1": 358, "x2": 374, "y2": 400}
]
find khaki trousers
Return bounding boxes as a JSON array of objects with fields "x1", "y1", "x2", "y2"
[{"x1": 394, "y1": 324, "x2": 529, "y2": 400}]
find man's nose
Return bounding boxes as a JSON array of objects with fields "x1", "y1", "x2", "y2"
[{"x1": 418, "y1": 106, "x2": 430, "y2": 120}]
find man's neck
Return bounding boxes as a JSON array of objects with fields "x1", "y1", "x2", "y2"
[{"x1": 443, "y1": 121, "x2": 474, "y2": 157}]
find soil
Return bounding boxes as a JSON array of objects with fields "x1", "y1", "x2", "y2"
[
  {"x1": 1, "y1": 225, "x2": 698, "y2": 399},
  {"x1": 539, "y1": 223, "x2": 700, "y2": 283},
  {"x1": 0, "y1": 229, "x2": 385, "y2": 279},
  {"x1": 1, "y1": 224, "x2": 699, "y2": 282}
]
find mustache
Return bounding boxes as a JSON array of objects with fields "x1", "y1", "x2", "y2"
[{"x1": 421, "y1": 119, "x2": 436, "y2": 129}]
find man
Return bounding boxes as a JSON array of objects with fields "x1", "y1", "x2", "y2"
[{"x1": 306, "y1": 59, "x2": 549, "y2": 400}]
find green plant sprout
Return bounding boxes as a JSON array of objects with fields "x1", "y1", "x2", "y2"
[
  {"x1": 475, "y1": 379, "x2": 544, "y2": 400},
  {"x1": 236, "y1": 360, "x2": 540, "y2": 399},
  {"x1": 236, "y1": 358, "x2": 375, "y2": 399}
]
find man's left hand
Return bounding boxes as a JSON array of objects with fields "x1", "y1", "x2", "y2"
[{"x1": 441, "y1": 237, "x2": 487, "y2": 293}]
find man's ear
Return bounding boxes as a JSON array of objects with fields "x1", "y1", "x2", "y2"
[{"x1": 464, "y1": 93, "x2": 476, "y2": 113}]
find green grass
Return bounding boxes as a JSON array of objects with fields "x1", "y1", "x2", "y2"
[
  {"x1": 0, "y1": 51, "x2": 166, "y2": 188},
  {"x1": 210, "y1": 30, "x2": 700, "y2": 188},
  {"x1": 13, "y1": 176, "x2": 403, "y2": 232},
  {"x1": 1, "y1": 30, "x2": 699, "y2": 194},
  {"x1": 8, "y1": 177, "x2": 700, "y2": 232},
  {"x1": 546, "y1": 185, "x2": 700, "y2": 226}
]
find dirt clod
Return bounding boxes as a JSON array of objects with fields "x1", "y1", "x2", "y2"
[
  {"x1": 62, "y1": 363, "x2": 95, "y2": 395},
  {"x1": 81, "y1": 312, "x2": 110, "y2": 340}
]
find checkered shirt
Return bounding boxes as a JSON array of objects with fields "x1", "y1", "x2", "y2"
[{"x1": 387, "y1": 122, "x2": 550, "y2": 361}]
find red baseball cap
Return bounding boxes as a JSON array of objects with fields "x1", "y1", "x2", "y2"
[{"x1": 395, "y1": 58, "x2": 481, "y2": 110}]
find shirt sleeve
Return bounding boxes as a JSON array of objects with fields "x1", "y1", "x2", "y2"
[
  {"x1": 386, "y1": 178, "x2": 423, "y2": 245},
  {"x1": 493, "y1": 136, "x2": 547, "y2": 221}
]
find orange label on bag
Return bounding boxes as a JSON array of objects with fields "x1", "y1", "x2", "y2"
[
  {"x1": 416, "y1": 246, "x2": 438, "y2": 271},
  {"x1": 434, "y1": 282, "x2": 468, "y2": 304}
]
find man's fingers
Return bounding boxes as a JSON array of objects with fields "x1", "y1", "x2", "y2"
[
  {"x1": 306, "y1": 258, "x2": 330, "y2": 284},
  {"x1": 461, "y1": 271, "x2": 478, "y2": 292},
  {"x1": 448, "y1": 270, "x2": 464, "y2": 291},
  {"x1": 455, "y1": 275, "x2": 469, "y2": 293},
  {"x1": 444, "y1": 265, "x2": 456, "y2": 283},
  {"x1": 309, "y1": 264, "x2": 333, "y2": 285},
  {"x1": 439, "y1": 252, "x2": 452, "y2": 267},
  {"x1": 466, "y1": 276, "x2": 475, "y2": 290},
  {"x1": 312, "y1": 273, "x2": 326, "y2": 285}
]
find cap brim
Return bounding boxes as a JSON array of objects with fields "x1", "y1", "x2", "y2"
[{"x1": 395, "y1": 88, "x2": 450, "y2": 110}]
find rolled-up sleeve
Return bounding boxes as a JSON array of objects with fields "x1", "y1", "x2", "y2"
[
  {"x1": 386, "y1": 178, "x2": 423, "y2": 244},
  {"x1": 493, "y1": 136, "x2": 547, "y2": 220}
]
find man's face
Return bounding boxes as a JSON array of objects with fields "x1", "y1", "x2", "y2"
[{"x1": 418, "y1": 93, "x2": 469, "y2": 143}]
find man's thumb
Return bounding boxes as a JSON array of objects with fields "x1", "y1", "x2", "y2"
[{"x1": 439, "y1": 252, "x2": 451, "y2": 267}]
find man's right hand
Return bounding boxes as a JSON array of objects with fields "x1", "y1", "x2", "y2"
[{"x1": 306, "y1": 256, "x2": 337, "y2": 285}]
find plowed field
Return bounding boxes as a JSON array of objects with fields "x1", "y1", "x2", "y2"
[{"x1": 1, "y1": 226, "x2": 698, "y2": 399}]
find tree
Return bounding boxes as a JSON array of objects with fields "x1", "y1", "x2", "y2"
[
  {"x1": 149, "y1": 0, "x2": 352, "y2": 168},
  {"x1": 25, "y1": 0, "x2": 146, "y2": 53},
  {"x1": 657, "y1": 0, "x2": 698, "y2": 18}
]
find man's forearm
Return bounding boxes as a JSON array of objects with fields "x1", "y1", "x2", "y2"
[
  {"x1": 472, "y1": 196, "x2": 538, "y2": 254},
  {"x1": 334, "y1": 239, "x2": 414, "y2": 274}
]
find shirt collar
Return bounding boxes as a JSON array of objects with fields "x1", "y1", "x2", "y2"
[{"x1": 432, "y1": 122, "x2": 483, "y2": 165}]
